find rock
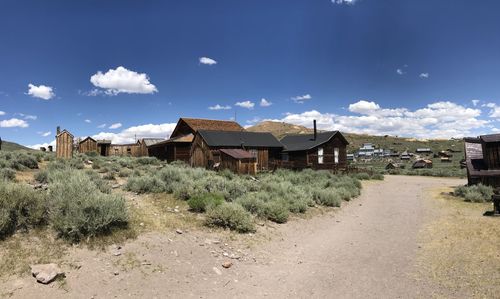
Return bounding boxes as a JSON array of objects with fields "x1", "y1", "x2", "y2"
[
  {"x1": 139, "y1": 222, "x2": 144, "y2": 226},
  {"x1": 112, "y1": 184, "x2": 121, "y2": 189},
  {"x1": 204, "y1": 239, "x2": 221, "y2": 245},
  {"x1": 113, "y1": 271, "x2": 119, "y2": 276},
  {"x1": 112, "y1": 251, "x2": 121, "y2": 256},
  {"x1": 31, "y1": 264, "x2": 64, "y2": 284},
  {"x1": 174, "y1": 208, "x2": 180, "y2": 213},
  {"x1": 176, "y1": 229, "x2": 183, "y2": 234},
  {"x1": 222, "y1": 261, "x2": 233, "y2": 269},
  {"x1": 85, "y1": 160, "x2": 93, "y2": 165},
  {"x1": 222, "y1": 252, "x2": 229, "y2": 257},
  {"x1": 212, "y1": 267, "x2": 222, "y2": 275}
]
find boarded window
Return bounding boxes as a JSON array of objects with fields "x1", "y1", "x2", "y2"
[
  {"x1": 334, "y1": 147, "x2": 339, "y2": 164},
  {"x1": 318, "y1": 147, "x2": 324, "y2": 164},
  {"x1": 282, "y1": 153, "x2": 289, "y2": 161}
]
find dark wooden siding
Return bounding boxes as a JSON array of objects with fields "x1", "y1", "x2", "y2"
[
  {"x1": 287, "y1": 135, "x2": 347, "y2": 170},
  {"x1": 56, "y1": 132, "x2": 73, "y2": 159},
  {"x1": 79, "y1": 139, "x2": 97, "y2": 154},
  {"x1": 483, "y1": 142, "x2": 500, "y2": 169}
]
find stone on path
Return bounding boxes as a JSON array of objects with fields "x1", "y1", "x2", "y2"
[{"x1": 31, "y1": 264, "x2": 64, "y2": 284}]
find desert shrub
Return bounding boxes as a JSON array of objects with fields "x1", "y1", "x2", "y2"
[
  {"x1": 84, "y1": 170, "x2": 112, "y2": 194},
  {"x1": 262, "y1": 200, "x2": 289, "y2": 223},
  {"x1": 205, "y1": 203, "x2": 255, "y2": 233},
  {"x1": 313, "y1": 189, "x2": 341, "y2": 207},
  {"x1": 187, "y1": 193, "x2": 224, "y2": 213},
  {"x1": 34, "y1": 170, "x2": 49, "y2": 184},
  {"x1": 69, "y1": 159, "x2": 84, "y2": 169},
  {"x1": 0, "y1": 181, "x2": 47, "y2": 238},
  {"x1": 103, "y1": 172, "x2": 115, "y2": 180},
  {"x1": 454, "y1": 184, "x2": 494, "y2": 203},
  {"x1": 8, "y1": 152, "x2": 38, "y2": 170},
  {"x1": 48, "y1": 171, "x2": 128, "y2": 241},
  {"x1": 353, "y1": 173, "x2": 370, "y2": 180},
  {"x1": 136, "y1": 157, "x2": 159, "y2": 165},
  {"x1": 125, "y1": 175, "x2": 164, "y2": 193},
  {"x1": 371, "y1": 173, "x2": 384, "y2": 180},
  {"x1": 84, "y1": 151, "x2": 98, "y2": 157},
  {"x1": 118, "y1": 168, "x2": 132, "y2": 177},
  {"x1": 0, "y1": 168, "x2": 16, "y2": 181},
  {"x1": 237, "y1": 193, "x2": 266, "y2": 215}
]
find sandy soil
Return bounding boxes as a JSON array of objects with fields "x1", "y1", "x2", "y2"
[{"x1": 2, "y1": 175, "x2": 481, "y2": 299}]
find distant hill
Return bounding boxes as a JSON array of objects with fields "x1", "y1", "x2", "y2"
[
  {"x1": 0, "y1": 140, "x2": 34, "y2": 151},
  {"x1": 247, "y1": 121, "x2": 464, "y2": 154}
]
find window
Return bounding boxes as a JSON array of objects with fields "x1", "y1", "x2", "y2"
[
  {"x1": 334, "y1": 147, "x2": 339, "y2": 164},
  {"x1": 318, "y1": 147, "x2": 324, "y2": 164},
  {"x1": 281, "y1": 153, "x2": 289, "y2": 162},
  {"x1": 249, "y1": 149, "x2": 258, "y2": 163}
]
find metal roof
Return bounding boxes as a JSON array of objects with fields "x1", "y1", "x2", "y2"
[
  {"x1": 480, "y1": 133, "x2": 500, "y2": 143},
  {"x1": 141, "y1": 138, "x2": 165, "y2": 147},
  {"x1": 280, "y1": 131, "x2": 348, "y2": 152},
  {"x1": 219, "y1": 148, "x2": 255, "y2": 159},
  {"x1": 198, "y1": 130, "x2": 283, "y2": 148}
]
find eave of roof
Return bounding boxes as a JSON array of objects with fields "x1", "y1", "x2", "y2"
[{"x1": 280, "y1": 131, "x2": 348, "y2": 152}]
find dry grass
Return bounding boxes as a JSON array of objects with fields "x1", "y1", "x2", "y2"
[{"x1": 416, "y1": 187, "x2": 500, "y2": 298}]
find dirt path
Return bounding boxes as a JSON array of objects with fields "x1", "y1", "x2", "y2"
[{"x1": 2, "y1": 176, "x2": 466, "y2": 298}]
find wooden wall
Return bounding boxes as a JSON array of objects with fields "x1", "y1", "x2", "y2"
[
  {"x1": 287, "y1": 135, "x2": 348, "y2": 170},
  {"x1": 79, "y1": 139, "x2": 97, "y2": 154},
  {"x1": 483, "y1": 142, "x2": 500, "y2": 169},
  {"x1": 56, "y1": 132, "x2": 73, "y2": 159},
  {"x1": 109, "y1": 144, "x2": 142, "y2": 157},
  {"x1": 220, "y1": 153, "x2": 257, "y2": 175}
]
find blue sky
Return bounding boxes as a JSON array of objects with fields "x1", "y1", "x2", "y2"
[{"x1": 0, "y1": 0, "x2": 499, "y2": 147}]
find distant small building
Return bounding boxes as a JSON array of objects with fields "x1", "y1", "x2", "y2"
[
  {"x1": 219, "y1": 148, "x2": 257, "y2": 175},
  {"x1": 440, "y1": 157, "x2": 452, "y2": 163},
  {"x1": 358, "y1": 143, "x2": 375, "y2": 157},
  {"x1": 412, "y1": 159, "x2": 433, "y2": 169},
  {"x1": 40, "y1": 147, "x2": 46, "y2": 152},
  {"x1": 416, "y1": 148, "x2": 432, "y2": 154},
  {"x1": 437, "y1": 151, "x2": 453, "y2": 158},
  {"x1": 79, "y1": 137, "x2": 98, "y2": 154},
  {"x1": 386, "y1": 162, "x2": 402, "y2": 170},
  {"x1": 55, "y1": 127, "x2": 74, "y2": 159},
  {"x1": 347, "y1": 153, "x2": 355, "y2": 161},
  {"x1": 47, "y1": 145, "x2": 53, "y2": 152},
  {"x1": 401, "y1": 151, "x2": 411, "y2": 160}
]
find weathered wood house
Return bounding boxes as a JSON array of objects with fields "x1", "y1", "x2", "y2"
[
  {"x1": 148, "y1": 118, "x2": 245, "y2": 163},
  {"x1": 109, "y1": 142, "x2": 142, "y2": 156},
  {"x1": 97, "y1": 140, "x2": 111, "y2": 156},
  {"x1": 55, "y1": 127, "x2": 74, "y2": 159},
  {"x1": 412, "y1": 159, "x2": 433, "y2": 169},
  {"x1": 464, "y1": 134, "x2": 500, "y2": 187},
  {"x1": 279, "y1": 125, "x2": 349, "y2": 171},
  {"x1": 139, "y1": 138, "x2": 165, "y2": 156},
  {"x1": 78, "y1": 137, "x2": 98, "y2": 154},
  {"x1": 219, "y1": 149, "x2": 257, "y2": 175},
  {"x1": 191, "y1": 130, "x2": 283, "y2": 171}
]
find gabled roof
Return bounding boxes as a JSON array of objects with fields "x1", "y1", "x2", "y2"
[
  {"x1": 198, "y1": 130, "x2": 283, "y2": 148},
  {"x1": 220, "y1": 148, "x2": 255, "y2": 160},
  {"x1": 56, "y1": 129, "x2": 73, "y2": 138},
  {"x1": 141, "y1": 138, "x2": 165, "y2": 147},
  {"x1": 280, "y1": 131, "x2": 348, "y2": 152},
  {"x1": 480, "y1": 133, "x2": 500, "y2": 143},
  {"x1": 79, "y1": 136, "x2": 96, "y2": 144},
  {"x1": 171, "y1": 118, "x2": 244, "y2": 138}
]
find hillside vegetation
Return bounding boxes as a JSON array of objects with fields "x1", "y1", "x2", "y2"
[{"x1": 0, "y1": 140, "x2": 34, "y2": 152}]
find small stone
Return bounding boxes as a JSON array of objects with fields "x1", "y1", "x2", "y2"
[
  {"x1": 31, "y1": 263, "x2": 64, "y2": 284},
  {"x1": 112, "y1": 251, "x2": 121, "y2": 256},
  {"x1": 222, "y1": 261, "x2": 233, "y2": 269},
  {"x1": 113, "y1": 271, "x2": 119, "y2": 276},
  {"x1": 176, "y1": 229, "x2": 183, "y2": 234},
  {"x1": 112, "y1": 184, "x2": 121, "y2": 189},
  {"x1": 222, "y1": 252, "x2": 229, "y2": 257},
  {"x1": 139, "y1": 222, "x2": 144, "y2": 226},
  {"x1": 174, "y1": 208, "x2": 180, "y2": 213},
  {"x1": 212, "y1": 267, "x2": 222, "y2": 275}
]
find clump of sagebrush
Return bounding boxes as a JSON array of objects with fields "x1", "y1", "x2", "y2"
[
  {"x1": 187, "y1": 193, "x2": 224, "y2": 213},
  {"x1": 118, "y1": 168, "x2": 132, "y2": 177},
  {"x1": 0, "y1": 168, "x2": 16, "y2": 181},
  {"x1": 205, "y1": 203, "x2": 255, "y2": 233},
  {"x1": 0, "y1": 151, "x2": 39, "y2": 170},
  {"x1": 0, "y1": 180, "x2": 47, "y2": 238},
  {"x1": 48, "y1": 169, "x2": 128, "y2": 242},
  {"x1": 125, "y1": 174, "x2": 165, "y2": 194},
  {"x1": 34, "y1": 170, "x2": 49, "y2": 184},
  {"x1": 454, "y1": 184, "x2": 494, "y2": 203}
]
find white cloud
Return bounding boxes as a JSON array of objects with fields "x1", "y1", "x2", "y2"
[
  {"x1": 84, "y1": 119, "x2": 92, "y2": 123},
  {"x1": 472, "y1": 99, "x2": 480, "y2": 107},
  {"x1": 0, "y1": 111, "x2": 5, "y2": 116},
  {"x1": 265, "y1": 100, "x2": 489, "y2": 139},
  {"x1": 27, "y1": 84, "x2": 55, "y2": 100},
  {"x1": 208, "y1": 104, "x2": 231, "y2": 110},
  {"x1": 246, "y1": 117, "x2": 261, "y2": 125},
  {"x1": 291, "y1": 94, "x2": 312, "y2": 104},
  {"x1": 199, "y1": 57, "x2": 217, "y2": 65},
  {"x1": 15, "y1": 113, "x2": 37, "y2": 120},
  {"x1": 93, "y1": 123, "x2": 176, "y2": 144},
  {"x1": 419, "y1": 73, "x2": 429, "y2": 78},
  {"x1": 396, "y1": 69, "x2": 404, "y2": 75},
  {"x1": 260, "y1": 98, "x2": 272, "y2": 107},
  {"x1": 332, "y1": 0, "x2": 357, "y2": 4},
  {"x1": 90, "y1": 66, "x2": 158, "y2": 95},
  {"x1": 485, "y1": 103, "x2": 500, "y2": 118},
  {"x1": 235, "y1": 101, "x2": 255, "y2": 109},
  {"x1": 109, "y1": 123, "x2": 122, "y2": 129},
  {"x1": 97, "y1": 123, "x2": 106, "y2": 129},
  {"x1": 38, "y1": 131, "x2": 51, "y2": 137},
  {"x1": 0, "y1": 118, "x2": 29, "y2": 128}
]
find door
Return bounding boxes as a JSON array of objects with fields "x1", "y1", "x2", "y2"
[{"x1": 192, "y1": 147, "x2": 205, "y2": 168}]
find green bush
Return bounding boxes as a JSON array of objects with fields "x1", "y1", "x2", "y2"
[
  {"x1": 103, "y1": 172, "x2": 115, "y2": 180},
  {"x1": 136, "y1": 157, "x2": 159, "y2": 165},
  {"x1": 118, "y1": 169, "x2": 132, "y2": 177},
  {"x1": 205, "y1": 203, "x2": 255, "y2": 233},
  {"x1": 48, "y1": 171, "x2": 128, "y2": 241},
  {"x1": 313, "y1": 189, "x2": 341, "y2": 207},
  {"x1": 262, "y1": 200, "x2": 289, "y2": 223},
  {"x1": 187, "y1": 193, "x2": 224, "y2": 212},
  {"x1": 454, "y1": 184, "x2": 494, "y2": 203},
  {"x1": 34, "y1": 170, "x2": 48, "y2": 184},
  {"x1": 125, "y1": 175, "x2": 164, "y2": 193},
  {"x1": 0, "y1": 181, "x2": 47, "y2": 238},
  {"x1": 0, "y1": 168, "x2": 16, "y2": 181}
]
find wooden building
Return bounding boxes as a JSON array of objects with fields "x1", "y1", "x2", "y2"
[
  {"x1": 97, "y1": 140, "x2": 111, "y2": 156},
  {"x1": 219, "y1": 149, "x2": 257, "y2": 175},
  {"x1": 412, "y1": 159, "x2": 433, "y2": 169},
  {"x1": 139, "y1": 138, "x2": 165, "y2": 156},
  {"x1": 190, "y1": 130, "x2": 283, "y2": 171},
  {"x1": 279, "y1": 130, "x2": 349, "y2": 171},
  {"x1": 56, "y1": 128, "x2": 74, "y2": 159},
  {"x1": 78, "y1": 137, "x2": 98, "y2": 154},
  {"x1": 148, "y1": 118, "x2": 245, "y2": 163},
  {"x1": 109, "y1": 142, "x2": 142, "y2": 157},
  {"x1": 464, "y1": 134, "x2": 500, "y2": 187}
]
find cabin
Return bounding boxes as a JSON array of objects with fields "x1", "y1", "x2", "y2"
[
  {"x1": 47, "y1": 145, "x2": 53, "y2": 152},
  {"x1": 219, "y1": 149, "x2": 257, "y2": 175},
  {"x1": 464, "y1": 134, "x2": 500, "y2": 187},
  {"x1": 148, "y1": 118, "x2": 245, "y2": 163},
  {"x1": 55, "y1": 127, "x2": 74, "y2": 159},
  {"x1": 109, "y1": 141, "x2": 142, "y2": 157},
  {"x1": 416, "y1": 148, "x2": 432, "y2": 154},
  {"x1": 78, "y1": 137, "x2": 98, "y2": 154},
  {"x1": 190, "y1": 130, "x2": 283, "y2": 172},
  {"x1": 401, "y1": 151, "x2": 411, "y2": 160},
  {"x1": 40, "y1": 147, "x2": 46, "y2": 152},
  {"x1": 139, "y1": 138, "x2": 165, "y2": 156},
  {"x1": 440, "y1": 157, "x2": 452, "y2": 163},
  {"x1": 279, "y1": 124, "x2": 349, "y2": 171},
  {"x1": 385, "y1": 162, "x2": 403, "y2": 170},
  {"x1": 412, "y1": 159, "x2": 433, "y2": 169},
  {"x1": 97, "y1": 140, "x2": 111, "y2": 156}
]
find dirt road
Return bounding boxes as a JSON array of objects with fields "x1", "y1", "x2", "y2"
[{"x1": 2, "y1": 176, "x2": 465, "y2": 298}]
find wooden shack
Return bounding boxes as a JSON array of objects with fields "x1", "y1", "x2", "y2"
[
  {"x1": 191, "y1": 130, "x2": 282, "y2": 171},
  {"x1": 109, "y1": 141, "x2": 142, "y2": 157},
  {"x1": 139, "y1": 138, "x2": 165, "y2": 156},
  {"x1": 47, "y1": 145, "x2": 53, "y2": 152},
  {"x1": 78, "y1": 137, "x2": 98, "y2": 154},
  {"x1": 464, "y1": 134, "x2": 500, "y2": 187},
  {"x1": 279, "y1": 128, "x2": 348, "y2": 171},
  {"x1": 56, "y1": 128, "x2": 74, "y2": 159},
  {"x1": 148, "y1": 118, "x2": 245, "y2": 163},
  {"x1": 219, "y1": 149, "x2": 257, "y2": 175},
  {"x1": 412, "y1": 159, "x2": 433, "y2": 169}
]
